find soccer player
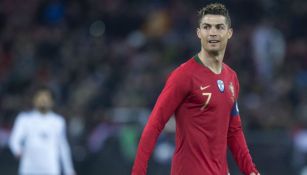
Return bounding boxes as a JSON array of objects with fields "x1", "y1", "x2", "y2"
[
  {"x1": 9, "y1": 88, "x2": 75, "y2": 175},
  {"x1": 132, "y1": 3, "x2": 260, "y2": 175}
]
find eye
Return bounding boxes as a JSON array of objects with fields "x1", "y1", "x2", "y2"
[
  {"x1": 203, "y1": 25, "x2": 210, "y2": 30},
  {"x1": 216, "y1": 25, "x2": 225, "y2": 30}
]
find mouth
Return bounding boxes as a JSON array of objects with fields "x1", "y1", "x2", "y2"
[{"x1": 208, "y1": 40, "x2": 220, "y2": 43}]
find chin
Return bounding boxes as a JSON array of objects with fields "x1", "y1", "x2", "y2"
[
  {"x1": 207, "y1": 49, "x2": 220, "y2": 56},
  {"x1": 38, "y1": 107, "x2": 50, "y2": 113}
]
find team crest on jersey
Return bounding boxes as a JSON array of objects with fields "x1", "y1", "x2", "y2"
[
  {"x1": 229, "y1": 82, "x2": 235, "y2": 97},
  {"x1": 217, "y1": 80, "x2": 224, "y2": 92}
]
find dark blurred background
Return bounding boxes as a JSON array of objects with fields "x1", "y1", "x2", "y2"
[{"x1": 0, "y1": 0, "x2": 307, "y2": 174}]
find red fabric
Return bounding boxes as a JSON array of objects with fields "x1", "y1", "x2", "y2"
[{"x1": 132, "y1": 58, "x2": 258, "y2": 175}]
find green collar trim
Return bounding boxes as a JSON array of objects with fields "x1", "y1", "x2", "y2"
[{"x1": 194, "y1": 54, "x2": 204, "y2": 66}]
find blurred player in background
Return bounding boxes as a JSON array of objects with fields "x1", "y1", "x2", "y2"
[
  {"x1": 132, "y1": 3, "x2": 260, "y2": 175},
  {"x1": 9, "y1": 88, "x2": 75, "y2": 175}
]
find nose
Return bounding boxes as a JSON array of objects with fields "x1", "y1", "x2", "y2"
[{"x1": 209, "y1": 27, "x2": 218, "y2": 36}]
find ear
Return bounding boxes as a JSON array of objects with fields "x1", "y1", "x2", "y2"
[
  {"x1": 197, "y1": 27, "x2": 201, "y2": 39},
  {"x1": 227, "y1": 28, "x2": 233, "y2": 39}
]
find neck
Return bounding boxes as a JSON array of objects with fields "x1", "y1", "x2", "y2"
[
  {"x1": 37, "y1": 108, "x2": 49, "y2": 114},
  {"x1": 198, "y1": 49, "x2": 225, "y2": 74}
]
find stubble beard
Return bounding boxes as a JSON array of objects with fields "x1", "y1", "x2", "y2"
[
  {"x1": 205, "y1": 43, "x2": 226, "y2": 59},
  {"x1": 207, "y1": 50, "x2": 219, "y2": 57},
  {"x1": 37, "y1": 106, "x2": 50, "y2": 114},
  {"x1": 204, "y1": 46, "x2": 220, "y2": 57}
]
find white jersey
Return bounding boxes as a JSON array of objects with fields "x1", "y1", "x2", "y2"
[{"x1": 9, "y1": 110, "x2": 75, "y2": 175}]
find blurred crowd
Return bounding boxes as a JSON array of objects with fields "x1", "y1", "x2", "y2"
[{"x1": 0, "y1": 0, "x2": 307, "y2": 174}]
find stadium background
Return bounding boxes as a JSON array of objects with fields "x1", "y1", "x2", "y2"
[{"x1": 0, "y1": 0, "x2": 307, "y2": 174}]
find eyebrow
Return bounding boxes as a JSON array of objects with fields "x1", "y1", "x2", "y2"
[{"x1": 202, "y1": 23, "x2": 226, "y2": 26}]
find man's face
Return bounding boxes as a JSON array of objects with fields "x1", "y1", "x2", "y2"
[
  {"x1": 33, "y1": 90, "x2": 54, "y2": 113},
  {"x1": 197, "y1": 15, "x2": 232, "y2": 54}
]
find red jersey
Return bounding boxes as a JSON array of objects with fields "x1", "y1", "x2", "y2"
[{"x1": 132, "y1": 56, "x2": 258, "y2": 175}]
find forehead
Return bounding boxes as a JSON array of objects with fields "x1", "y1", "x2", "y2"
[
  {"x1": 35, "y1": 91, "x2": 51, "y2": 98},
  {"x1": 200, "y1": 14, "x2": 227, "y2": 25}
]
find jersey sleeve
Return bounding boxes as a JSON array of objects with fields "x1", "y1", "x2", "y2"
[
  {"x1": 131, "y1": 66, "x2": 190, "y2": 175},
  {"x1": 58, "y1": 118, "x2": 75, "y2": 175},
  {"x1": 9, "y1": 113, "x2": 27, "y2": 157},
  {"x1": 227, "y1": 74, "x2": 259, "y2": 175}
]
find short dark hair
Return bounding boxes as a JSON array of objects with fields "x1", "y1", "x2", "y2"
[
  {"x1": 198, "y1": 3, "x2": 231, "y2": 28},
  {"x1": 32, "y1": 85, "x2": 55, "y2": 99}
]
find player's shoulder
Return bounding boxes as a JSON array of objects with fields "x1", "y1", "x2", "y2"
[
  {"x1": 171, "y1": 57, "x2": 195, "y2": 76},
  {"x1": 14, "y1": 111, "x2": 35, "y2": 124},
  {"x1": 17, "y1": 110, "x2": 34, "y2": 119},
  {"x1": 180, "y1": 57, "x2": 197, "y2": 69},
  {"x1": 49, "y1": 112, "x2": 65, "y2": 121},
  {"x1": 164, "y1": 58, "x2": 195, "y2": 85},
  {"x1": 41, "y1": 111, "x2": 64, "y2": 123},
  {"x1": 223, "y1": 63, "x2": 238, "y2": 76}
]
